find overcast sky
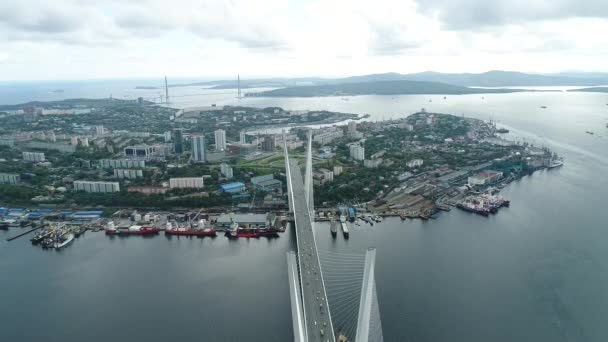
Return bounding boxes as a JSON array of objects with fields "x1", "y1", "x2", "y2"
[{"x1": 1, "y1": 0, "x2": 608, "y2": 80}]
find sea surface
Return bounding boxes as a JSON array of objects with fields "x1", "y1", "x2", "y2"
[{"x1": 1, "y1": 82, "x2": 608, "y2": 341}]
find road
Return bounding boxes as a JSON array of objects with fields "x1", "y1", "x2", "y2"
[{"x1": 287, "y1": 158, "x2": 335, "y2": 342}]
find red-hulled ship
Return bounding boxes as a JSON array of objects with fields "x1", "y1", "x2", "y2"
[{"x1": 226, "y1": 223, "x2": 261, "y2": 238}]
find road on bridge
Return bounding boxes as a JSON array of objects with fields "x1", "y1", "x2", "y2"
[{"x1": 287, "y1": 158, "x2": 335, "y2": 342}]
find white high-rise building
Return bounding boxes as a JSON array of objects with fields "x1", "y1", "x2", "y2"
[
  {"x1": 73, "y1": 181, "x2": 120, "y2": 193},
  {"x1": 46, "y1": 131, "x2": 56, "y2": 142},
  {"x1": 350, "y1": 144, "x2": 365, "y2": 161},
  {"x1": 95, "y1": 125, "x2": 105, "y2": 136},
  {"x1": 113, "y1": 169, "x2": 143, "y2": 179},
  {"x1": 192, "y1": 135, "x2": 206, "y2": 162},
  {"x1": 169, "y1": 177, "x2": 204, "y2": 189},
  {"x1": 22, "y1": 152, "x2": 45, "y2": 162},
  {"x1": 239, "y1": 131, "x2": 246, "y2": 144},
  {"x1": 163, "y1": 131, "x2": 172, "y2": 142},
  {"x1": 348, "y1": 121, "x2": 357, "y2": 133},
  {"x1": 0, "y1": 173, "x2": 19, "y2": 184},
  {"x1": 79, "y1": 137, "x2": 89, "y2": 147},
  {"x1": 214, "y1": 129, "x2": 226, "y2": 151},
  {"x1": 220, "y1": 163, "x2": 233, "y2": 179}
]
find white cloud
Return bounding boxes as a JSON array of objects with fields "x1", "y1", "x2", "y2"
[{"x1": 0, "y1": 0, "x2": 607, "y2": 80}]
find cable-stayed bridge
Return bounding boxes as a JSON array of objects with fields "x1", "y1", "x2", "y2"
[{"x1": 284, "y1": 130, "x2": 384, "y2": 342}]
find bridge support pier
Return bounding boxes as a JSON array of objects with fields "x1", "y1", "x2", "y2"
[{"x1": 355, "y1": 248, "x2": 384, "y2": 342}]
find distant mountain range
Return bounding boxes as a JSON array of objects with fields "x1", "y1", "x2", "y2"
[
  {"x1": 246, "y1": 80, "x2": 536, "y2": 97},
  {"x1": 135, "y1": 70, "x2": 608, "y2": 96}
]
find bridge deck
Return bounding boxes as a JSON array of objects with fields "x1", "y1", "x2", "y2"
[{"x1": 288, "y1": 158, "x2": 335, "y2": 342}]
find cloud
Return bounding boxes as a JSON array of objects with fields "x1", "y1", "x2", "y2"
[
  {"x1": 415, "y1": 0, "x2": 608, "y2": 29},
  {"x1": 0, "y1": 0, "x2": 288, "y2": 50}
]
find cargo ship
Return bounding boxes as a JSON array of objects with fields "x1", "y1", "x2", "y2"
[
  {"x1": 457, "y1": 194, "x2": 510, "y2": 216},
  {"x1": 226, "y1": 223, "x2": 260, "y2": 238}
]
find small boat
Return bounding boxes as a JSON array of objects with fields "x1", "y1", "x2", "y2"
[
  {"x1": 548, "y1": 160, "x2": 564, "y2": 169},
  {"x1": 540, "y1": 106, "x2": 547, "y2": 109},
  {"x1": 55, "y1": 233, "x2": 74, "y2": 249},
  {"x1": 586, "y1": 130, "x2": 594, "y2": 135}
]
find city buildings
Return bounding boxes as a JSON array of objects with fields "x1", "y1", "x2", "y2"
[
  {"x1": 348, "y1": 121, "x2": 357, "y2": 134},
  {"x1": 95, "y1": 125, "x2": 105, "y2": 136},
  {"x1": 219, "y1": 182, "x2": 246, "y2": 193},
  {"x1": 321, "y1": 169, "x2": 334, "y2": 181},
  {"x1": 22, "y1": 152, "x2": 45, "y2": 162},
  {"x1": 215, "y1": 213, "x2": 276, "y2": 229},
  {"x1": 239, "y1": 131, "x2": 246, "y2": 144},
  {"x1": 113, "y1": 169, "x2": 144, "y2": 179},
  {"x1": 127, "y1": 186, "x2": 168, "y2": 195},
  {"x1": 313, "y1": 127, "x2": 344, "y2": 145},
  {"x1": 251, "y1": 174, "x2": 274, "y2": 185},
  {"x1": 468, "y1": 170, "x2": 503, "y2": 186},
  {"x1": 79, "y1": 137, "x2": 89, "y2": 147},
  {"x1": 333, "y1": 165, "x2": 343, "y2": 176},
  {"x1": 169, "y1": 177, "x2": 205, "y2": 189},
  {"x1": 254, "y1": 179, "x2": 283, "y2": 192},
  {"x1": 26, "y1": 141, "x2": 75, "y2": 153},
  {"x1": 73, "y1": 181, "x2": 120, "y2": 193},
  {"x1": 0, "y1": 173, "x2": 19, "y2": 184},
  {"x1": 100, "y1": 159, "x2": 145, "y2": 169},
  {"x1": 406, "y1": 159, "x2": 424, "y2": 168},
  {"x1": 124, "y1": 145, "x2": 154, "y2": 159},
  {"x1": 364, "y1": 159, "x2": 382, "y2": 168},
  {"x1": 214, "y1": 129, "x2": 226, "y2": 151},
  {"x1": 206, "y1": 150, "x2": 226, "y2": 162},
  {"x1": 192, "y1": 135, "x2": 206, "y2": 162},
  {"x1": 262, "y1": 135, "x2": 276, "y2": 152},
  {"x1": 350, "y1": 144, "x2": 365, "y2": 161},
  {"x1": 173, "y1": 128, "x2": 184, "y2": 154},
  {"x1": 163, "y1": 131, "x2": 172, "y2": 142},
  {"x1": 220, "y1": 163, "x2": 234, "y2": 179}
]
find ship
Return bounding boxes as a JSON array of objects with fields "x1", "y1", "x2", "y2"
[
  {"x1": 54, "y1": 233, "x2": 74, "y2": 249},
  {"x1": 165, "y1": 226, "x2": 217, "y2": 237},
  {"x1": 31, "y1": 228, "x2": 53, "y2": 244},
  {"x1": 340, "y1": 216, "x2": 349, "y2": 239},
  {"x1": 348, "y1": 208, "x2": 356, "y2": 222},
  {"x1": 105, "y1": 224, "x2": 160, "y2": 235},
  {"x1": 548, "y1": 159, "x2": 564, "y2": 169},
  {"x1": 0, "y1": 220, "x2": 8, "y2": 230},
  {"x1": 226, "y1": 223, "x2": 260, "y2": 238},
  {"x1": 258, "y1": 227, "x2": 280, "y2": 237},
  {"x1": 330, "y1": 219, "x2": 338, "y2": 237},
  {"x1": 540, "y1": 106, "x2": 547, "y2": 109},
  {"x1": 547, "y1": 152, "x2": 564, "y2": 169},
  {"x1": 456, "y1": 203, "x2": 490, "y2": 216}
]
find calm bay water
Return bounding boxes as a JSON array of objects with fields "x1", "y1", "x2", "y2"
[{"x1": 1, "y1": 83, "x2": 608, "y2": 341}]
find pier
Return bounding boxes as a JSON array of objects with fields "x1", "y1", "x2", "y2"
[{"x1": 6, "y1": 226, "x2": 42, "y2": 242}]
